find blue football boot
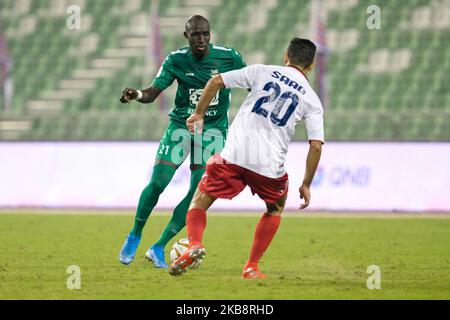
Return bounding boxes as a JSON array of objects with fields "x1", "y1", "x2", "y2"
[
  {"x1": 119, "y1": 233, "x2": 142, "y2": 265},
  {"x1": 145, "y1": 245, "x2": 168, "y2": 269}
]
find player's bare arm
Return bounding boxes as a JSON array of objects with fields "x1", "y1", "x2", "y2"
[
  {"x1": 299, "y1": 140, "x2": 322, "y2": 210},
  {"x1": 119, "y1": 86, "x2": 162, "y2": 104},
  {"x1": 186, "y1": 75, "x2": 225, "y2": 133}
]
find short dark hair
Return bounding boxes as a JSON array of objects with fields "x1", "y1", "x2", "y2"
[
  {"x1": 287, "y1": 38, "x2": 316, "y2": 69},
  {"x1": 185, "y1": 15, "x2": 210, "y2": 32}
]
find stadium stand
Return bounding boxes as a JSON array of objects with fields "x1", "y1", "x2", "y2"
[{"x1": 0, "y1": 0, "x2": 449, "y2": 141}]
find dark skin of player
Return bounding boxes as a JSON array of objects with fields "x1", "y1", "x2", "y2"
[{"x1": 119, "y1": 17, "x2": 211, "y2": 104}]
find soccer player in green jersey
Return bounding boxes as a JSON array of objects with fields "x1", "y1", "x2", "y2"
[{"x1": 118, "y1": 15, "x2": 246, "y2": 268}]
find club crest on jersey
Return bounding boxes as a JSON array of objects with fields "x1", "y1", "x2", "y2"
[
  {"x1": 189, "y1": 89, "x2": 219, "y2": 107},
  {"x1": 210, "y1": 69, "x2": 219, "y2": 76}
]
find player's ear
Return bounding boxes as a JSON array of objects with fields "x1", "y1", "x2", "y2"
[
  {"x1": 283, "y1": 52, "x2": 289, "y2": 65},
  {"x1": 183, "y1": 31, "x2": 189, "y2": 40}
]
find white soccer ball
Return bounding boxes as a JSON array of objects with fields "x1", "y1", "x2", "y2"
[
  {"x1": 169, "y1": 238, "x2": 203, "y2": 269},
  {"x1": 169, "y1": 238, "x2": 190, "y2": 263}
]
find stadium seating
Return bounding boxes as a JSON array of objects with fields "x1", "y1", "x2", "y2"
[{"x1": 0, "y1": 0, "x2": 449, "y2": 141}]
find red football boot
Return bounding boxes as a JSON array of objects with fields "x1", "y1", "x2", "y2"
[
  {"x1": 168, "y1": 245, "x2": 206, "y2": 276},
  {"x1": 241, "y1": 267, "x2": 267, "y2": 279}
]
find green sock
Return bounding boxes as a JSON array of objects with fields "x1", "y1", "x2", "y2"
[
  {"x1": 131, "y1": 164, "x2": 176, "y2": 236},
  {"x1": 153, "y1": 168, "x2": 205, "y2": 248}
]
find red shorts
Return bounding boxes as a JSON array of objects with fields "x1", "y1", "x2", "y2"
[{"x1": 198, "y1": 154, "x2": 289, "y2": 204}]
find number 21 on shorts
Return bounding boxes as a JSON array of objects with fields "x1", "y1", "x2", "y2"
[{"x1": 159, "y1": 143, "x2": 170, "y2": 155}]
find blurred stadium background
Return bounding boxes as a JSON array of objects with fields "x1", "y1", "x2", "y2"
[
  {"x1": 1, "y1": 0, "x2": 449, "y2": 141},
  {"x1": 1, "y1": 0, "x2": 450, "y2": 301},
  {"x1": 0, "y1": 0, "x2": 449, "y2": 211}
]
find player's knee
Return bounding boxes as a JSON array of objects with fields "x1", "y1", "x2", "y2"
[
  {"x1": 189, "y1": 193, "x2": 203, "y2": 209},
  {"x1": 189, "y1": 190, "x2": 215, "y2": 211},
  {"x1": 266, "y1": 202, "x2": 285, "y2": 216},
  {"x1": 146, "y1": 180, "x2": 167, "y2": 196}
]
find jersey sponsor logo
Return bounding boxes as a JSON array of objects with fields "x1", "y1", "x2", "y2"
[
  {"x1": 186, "y1": 72, "x2": 195, "y2": 77},
  {"x1": 188, "y1": 107, "x2": 218, "y2": 117},
  {"x1": 189, "y1": 89, "x2": 219, "y2": 107}
]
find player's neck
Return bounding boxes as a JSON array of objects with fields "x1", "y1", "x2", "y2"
[
  {"x1": 193, "y1": 51, "x2": 209, "y2": 60},
  {"x1": 286, "y1": 64, "x2": 309, "y2": 80}
]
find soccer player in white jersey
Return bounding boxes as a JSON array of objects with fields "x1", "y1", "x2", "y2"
[{"x1": 169, "y1": 38, "x2": 324, "y2": 279}]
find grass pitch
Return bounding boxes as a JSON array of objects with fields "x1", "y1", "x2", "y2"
[{"x1": 0, "y1": 211, "x2": 449, "y2": 300}]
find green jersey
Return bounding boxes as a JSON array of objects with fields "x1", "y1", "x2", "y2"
[{"x1": 151, "y1": 44, "x2": 246, "y2": 131}]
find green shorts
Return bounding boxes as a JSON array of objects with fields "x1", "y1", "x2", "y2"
[{"x1": 155, "y1": 119, "x2": 227, "y2": 170}]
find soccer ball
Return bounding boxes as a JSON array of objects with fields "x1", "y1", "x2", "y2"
[
  {"x1": 169, "y1": 238, "x2": 203, "y2": 269},
  {"x1": 169, "y1": 238, "x2": 189, "y2": 263}
]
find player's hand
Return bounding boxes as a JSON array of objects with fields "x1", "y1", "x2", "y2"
[
  {"x1": 187, "y1": 113, "x2": 204, "y2": 135},
  {"x1": 120, "y1": 87, "x2": 138, "y2": 103},
  {"x1": 299, "y1": 184, "x2": 311, "y2": 210}
]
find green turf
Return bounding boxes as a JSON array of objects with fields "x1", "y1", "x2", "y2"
[{"x1": 0, "y1": 213, "x2": 449, "y2": 300}]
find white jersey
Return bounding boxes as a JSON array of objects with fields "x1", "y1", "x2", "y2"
[{"x1": 220, "y1": 64, "x2": 324, "y2": 178}]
